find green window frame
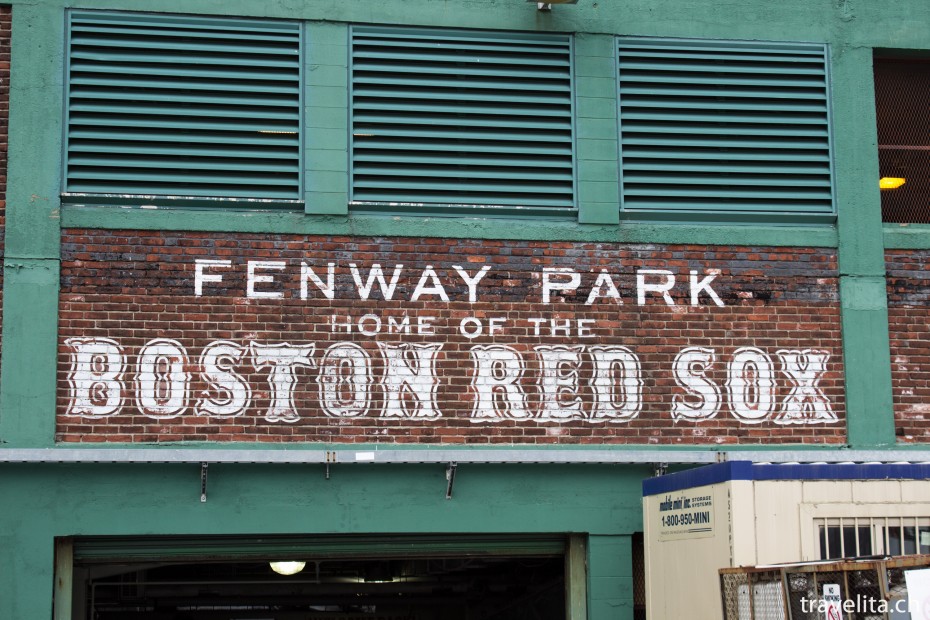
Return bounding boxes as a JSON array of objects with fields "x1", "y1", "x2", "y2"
[
  {"x1": 617, "y1": 37, "x2": 836, "y2": 223},
  {"x1": 349, "y1": 25, "x2": 577, "y2": 218},
  {"x1": 63, "y1": 10, "x2": 304, "y2": 210}
]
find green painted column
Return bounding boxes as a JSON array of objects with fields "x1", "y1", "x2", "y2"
[
  {"x1": 588, "y1": 534, "x2": 633, "y2": 620},
  {"x1": 830, "y1": 45, "x2": 896, "y2": 448},
  {"x1": 0, "y1": 4, "x2": 66, "y2": 447},
  {"x1": 0, "y1": 528, "x2": 56, "y2": 619},
  {"x1": 575, "y1": 33, "x2": 621, "y2": 225},
  {"x1": 306, "y1": 21, "x2": 350, "y2": 215}
]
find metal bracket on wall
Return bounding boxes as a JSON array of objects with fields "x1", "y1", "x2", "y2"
[
  {"x1": 445, "y1": 462, "x2": 457, "y2": 500},
  {"x1": 200, "y1": 462, "x2": 208, "y2": 502},
  {"x1": 652, "y1": 462, "x2": 668, "y2": 478},
  {"x1": 325, "y1": 451, "x2": 337, "y2": 480}
]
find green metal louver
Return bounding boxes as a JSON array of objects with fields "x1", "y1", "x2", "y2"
[
  {"x1": 618, "y1": 38, "x2": 835, "y2": 220},
  {"x1": 65, "y1": 12, "x2": 303, "y2": 204},
  {"x1": 351, "y1": 26, "x2": 575, "y2": 215}
]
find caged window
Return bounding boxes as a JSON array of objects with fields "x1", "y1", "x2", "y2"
[{"x1": 875, "y1": 57, "x2": 930, "y2": 224}]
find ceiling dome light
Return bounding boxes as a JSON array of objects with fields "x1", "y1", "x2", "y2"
[{"x1": 269, "y1": 561, "x2": 306, "y2": 576}]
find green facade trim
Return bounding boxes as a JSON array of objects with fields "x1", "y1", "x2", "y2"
[
  {"x1": 0, "y1": 462, "x2": 648, "y2": 619},
  {"x1": 0, "y1": 259, "x2": 60, "y2": 448},
  {"x1": 883, "y1": 224, "x2": 930, "y2": 249},
  {"x1": 5, "y1": 4, "x2": 64, "y2": 260},
  {"x1": 576, "y1": 33, "x2": 620, "y2": 225},
  {"x1": 588, "y1": 535, "x2": 633, "y2": 620},
  {"x1": 59, "y1": 205, "x2": 839, "y2": 246},
  {"x1": 306, "y1": 21, "x2": 349, "y2": 215},
  {"x1": 840, "y1": 276, "x2": 897, "y2": 448}
]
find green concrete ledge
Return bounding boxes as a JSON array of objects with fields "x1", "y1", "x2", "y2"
[{"x1": 60, "y1": 205, "x2": 839, "y2": 247}]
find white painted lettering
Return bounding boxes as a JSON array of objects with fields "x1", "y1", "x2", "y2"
[
  {"x1": 589, "y1": 346, "x2": 642, "y2": 421},
  {"x1": 247, "y1": 260, "x2": 286, "y2": 299},
  {"x1": 690, "y1": 270, "x2": 725, "y2": 307},
  {"x1": 453, "y1": 265, "x2": 492, "y2": 303},
  {"x1": 411, "y1": 265, "x2": 450, "y2": 302},
  {"x1": 300, "y1": 262, "x2": 335, "y2": 300},
  {"x1": 250, "y1": 342, "x2": 316, "y2": 423},
  {"x1": 65, "y1": 337, "x2": 125, "y2": 417},
  {"x1": 379, "y1": 343, "x2": 443, "y2": 418},
  {"x1": 776, "y1": 349, "x2": 837, "y2": 424},
  {"x1": 135, "y1": 338, "x2": 190, "y2": 419},
  {"x1": 194, "y1": 259, "x2": 231, "y2": 297},
  {"x1": 585, "y1": 270, "x2": 623, "y2": 305},
  {"x1": 317, "y1": 343, "x2": 372, "y2": 418},
  {"x1": 469, "y1": 345, "x2": 532, "y2": 422},
  {"x1": 196, "y1": 340, "x2": 251, "y2": 417},
  {"x1": 726, "y1": 347, "x2": 775, "y2": 423},
  {"x1": 542, "y1": 268, "x2": 580, "y2": 304},
  {"x1": 535, "y1": 345, "x2": 585, "y2": 421},
  {"x1": 350, "y1": 263, "x2": 403, "y2": 300},
  {"x1": 671, "y1": 347, "x2": 721, "y2": 420},
  {"x1": 637, "y1": 269, "x2": 676, "y2": 306}
]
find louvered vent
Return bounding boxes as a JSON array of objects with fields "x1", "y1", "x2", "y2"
[
  {"x1": 351, "y1": 26, "x2": 575, "y2": 215},
  {"x1": 618, "y1": 39, "x2": 834, "y2": 220},
  {"x1": 65, "y1": 12, "x2": 302, "y2": 203}
]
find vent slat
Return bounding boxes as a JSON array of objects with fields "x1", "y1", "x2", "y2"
[
  {"x1": 351, "y1": 26, "x2": 574, "y2": 214},
  {"x1": 65, "y1": 12, "x2": 302, "y2": 202}
]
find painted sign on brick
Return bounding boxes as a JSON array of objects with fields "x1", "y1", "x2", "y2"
[{"x1": 56, "y1": 231, "x2": 846, "y2": 444}]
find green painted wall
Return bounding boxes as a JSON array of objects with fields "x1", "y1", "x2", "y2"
[
  {"x1": 0, "y1": 463, "x2": 646, "y2": 619},
  {"x1": 2, "y1": 0, "x2": 930, "y2": 617}
]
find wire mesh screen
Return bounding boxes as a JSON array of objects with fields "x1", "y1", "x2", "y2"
[
  {"x1": 875, "y1": 58, "x2": 930, "y2": 223},
  {"x1": 632, "y1": 532, "x2": 647, "y2": 620},
  {"x1": 720, "y1": 570, "x2": 785, "y2": 620},
  {"x1": 721, "y1": 555, "x2": 930, "y2": 620}
]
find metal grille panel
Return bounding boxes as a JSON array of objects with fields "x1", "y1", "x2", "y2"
[
  {"x1": 875, "y1": 58, "x2": 930, "y2": 223},
  {"x1": 350, "y1": 26, "x2": 575, "y2": 215},
  {"x1": 65, "y1": 11, "x2": 303, "y2": 203},
  {"x1": 618, "y1": 38, "x2": 834, "y2": 220},
  {"x1": 722, "y1": 556, "x2": 930, "y2": 620}
]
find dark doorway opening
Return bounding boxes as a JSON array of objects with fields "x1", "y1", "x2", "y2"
[{"x1": 75, "y1": 554, "x2": 566, "y2": 620}]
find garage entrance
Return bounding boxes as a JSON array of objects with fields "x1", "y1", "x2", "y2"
[{"x1": 57, "y1": 535, "x2": 580, "y2": 620}]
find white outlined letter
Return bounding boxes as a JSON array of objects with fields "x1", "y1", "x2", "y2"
[
  {"x1": 196, "y1": 340, "x2": 251, "y2": 417},
  {"x1": 251, "y1": 343, "x2": 316, "y2": 423},
  {"x1": 135, "y1": 338, "x2": 190, "y2": 419},
  {"x1": 379, "y1": 343, "x2": 443, "y2": 418},
  {"x1": 317, "y1": 343, "x2": 372, "y2": 418},
  {"x1": 590, "y1": 346, "x2": 642, "y2": 422},
  {"x1": 469, "y1": 345, "x2": 532, "y2": 422},
  {"x1": 726, "y1": 347, "x2": 775, "y2": 423},
  {"x1": 671, "y1": 347, "x2": 721, "y2": 421},
  {"x1": 535, "y1": 345, "x2": 585, "y2": 421},
  {"x1": 776, "y1": 349, "x2": 836, "y2": 424},
  {"x1": 65, "y1": 337, "x2": 125, "y2": 417}
]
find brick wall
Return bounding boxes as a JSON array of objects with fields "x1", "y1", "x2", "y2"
[
  {"x1": 57, "y1": 230, "x2": 845, "y2": 445},
  {"x1": 887, "y1": 249, "x2": 930, "y2": 442}
]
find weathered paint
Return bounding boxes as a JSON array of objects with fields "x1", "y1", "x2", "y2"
[{"x1": 56, "y1": 233, "x2": 846, "y2": 444}]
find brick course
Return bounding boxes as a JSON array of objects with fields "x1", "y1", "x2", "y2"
[{"x1": 57, "y1": 230, "x2": 846, "y2": 445}]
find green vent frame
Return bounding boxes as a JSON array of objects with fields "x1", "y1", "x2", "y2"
[
  {"x1": 617, "y1": 38, "x2": 836, "y2": 223},
  {"x1": 64, "y1": 11, "x2": 304, "y2": 208},
  {"x1": 350, "y1": 25, "x2": 576, "y2": 217}
]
